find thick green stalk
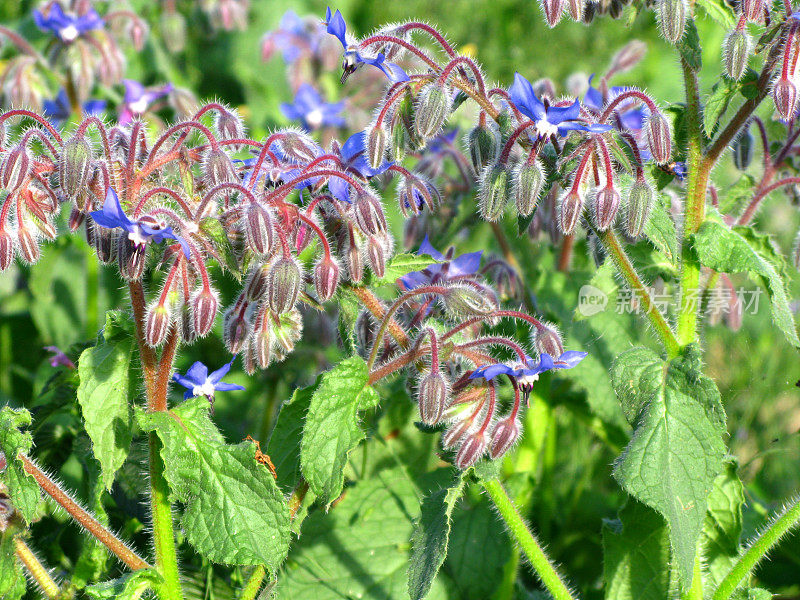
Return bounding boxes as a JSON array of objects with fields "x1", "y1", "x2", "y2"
[
  {"x1": 14, "y1": 537, "x2": 60, "y2": 598},
  {"x1": 149, "y1": 433, "x2": 184, "y2": 600},
  {"x1": 481, "y1": 478, "x2": 576, "y2": 600},
  {"x1": 712, "y1": 498, "x2": 800, "y2": 600},
  {"x1": 237, "y1": 566, "x2": 267, "y2": 600},
  {"x1": 676, "y1": 58, "x2": 710, "y2": 347},
  {"x1": 683, "y1": 556, "x2": 704, "y2": 600}
]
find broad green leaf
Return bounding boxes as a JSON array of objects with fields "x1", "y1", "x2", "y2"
[
  {"x1": 138, "y1": 398, "x2": 291, "y2": 570},
  {"x1": 276, "y1": 468, "x2": 451, "y2": 600},
  {"x1": 603, "y1": 500, "x2": 676, "y2": 600},
  {"x1": 0, "y1": 407, "x2": 40, "y2": 523},
  {"x1": 703, "y1": 79, "x2": 738, "y2": 137},
  {"x1": 0, "y1": 528, "x2": 27, "y2": 600},
  {"x1": 718, "y1": 175, "x2": 756, "y2": 215},
  {"x1": 693, "y1": 218, "x2": 800, "y2": 347},
  {"x1": 200, "y1": 215, "x2": 241, "y2": 277},
  {"x1": 408, "y1": 476, "x2": 466, "y2": 600},
  {"x1": 300, "y1": 356, "x2": 380, "y2": 505},
  {"x1": 267, "y1": 381, "x2": 316, "y2": 493},
  {"x1": 611, "y1": 346, "x2": 726, "y2": 587},
  {"x1": 376, "y1": 252, "x2": 437, "y2": 286},
  {"x1": 84, "y1": 569, "x2": 163, "y2": 599},
  {"x1": 77, "y1": 312, "x2": 135, "y2": 491},
  {"x1": 696, "y1": 0, "x2": 735, "y2": 27},
  {"x1": 677, "y1": 20, "x2": 702, "y2": 71},
  {"x1": 643, "y1": 193, "x2": 678, "y2": 265}
]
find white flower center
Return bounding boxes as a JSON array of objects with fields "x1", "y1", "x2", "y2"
[
  {"x1": 305, "y1": 108, "x2": 324, "y2": 129},
  {"x1": 192, "y1": 380, "x2": 216, "y2": 398},
  {"x1": 127, "y1": 227, "x2": 149, "y2": 247},
  {"x1": 59, "y1": 25, "x2": 79, "y2": 42},
  {"x1": 128, "y1": 97, "x2": 149, "y2": 115},
  {"x1": 535, "y1": 118, "x2": 559, "y2": 139},
  {"x1": 516, "y1": 372, "x2": 540, "y2": 390}
]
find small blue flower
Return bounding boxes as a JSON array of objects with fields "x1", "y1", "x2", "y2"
[
  {"x1": 172, "y1": 359, "x2": 245, "y2": 401},
  {"x1": 509, "y1": 73, "x2": 611, "y2": 139},
  {"x1": 327, "y1": 132, "x2": 392, "y2": 203},
  {"x1": 325, "y1": 7, "x2": 409, "y2": 83},
  {"x1": 671, "y1": 161, "x2": 687, "y2": 181},
  {"x1": 90, "y1": 188, "x2": 190, "y2": 257},
  {"x1": 398, "y1": 235, "x2": 482, "y2": 291},
  {"x1": 43, "y1": 89, "x2": 106, "y2": 127},
  {"x1": 469, "y1": 351, "x2": 588, "y2": 385},
  {"x1": 264, "y1": 10, "x2": 326, "y2": 63},
  {"x1": 281, "y1": 84, "x2": 345, "y2": 130},
  {"x1": 583, "y1": 75, "x2": 645, "y2": 132},
  {"x1": 34, "y1": 3, "x2": 104, "y2": 42},
  {"x1": 426, "y1": 128, "x2": 459, "y2": 154},
  {"x1": 120, "y1": 80, "x2": 173, "y2": 125}
]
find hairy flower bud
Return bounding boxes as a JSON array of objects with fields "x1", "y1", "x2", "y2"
[
  {"x1": 467, "y1": 122, "x2": 500, "y2": 173},
  {"x1": 592, "y1": 185, "x2": 621, "y2": 231},
  {"x1": 16, "y1": 226, "x2": 39, "y2": 264},
  {"x1": 479, "y1": 165, "x2": 510, "y2": 222},
  {"x1": 490, "y1": 417, "x2": 521, "y2": 458},
  {"x1": 267, "y1": 256, "x2": 302, "y2": 314},
  {"x1": 773, "y1": 78, "x2": 797, "y2": 121},
  {"x1": 567, "y1": 0, "x2": 584, "y2": 20},
  {"x1": 244, "y1": 203, "x2": 276, "y2": 256},
  {"x1": 0, "y1": 230, "x2": 14, "y2": 270},
  {"x1": 741, "y1": 0, "x2": 764, "y2": 22},
  {"x1": 223, "y1": 297, "x2": 250, "y2": 354},
  {"x1": 657, "y1": 0, "x2": 687, "y2": 44},
  {"x1": 443, "y1": 283, "x2": 497, "y2": 318},
  {"x1": 161, "y1": 11, "x2": 187, "y2": 53},
  {"x1": 455, "y1": 432, "x2": 487, "y2": 469},
  {"x1": 252, "y1": 311, "x2": 273, "y2": 370},
  {"x1": 513, "y1": 160, "x2": 545, "y2": 217},
  {"x1": 203, "y1": 147, "x2": 237, "y2": 187},
  {"x1": 723, "y1": 29, "x2": 751, "y2": 81},
  {"x1": 367, "y1": 123, "x2": 388, "y2": 170},
  {"x1": 624, "y1": 177, "x2": 655, "y2": 239},
  {"x1": 646, "y1": 112, "x2": 672, "y2": 165},
  {"x1": 366, "y1": 236, "x2": 387, "y2": 278},
  {"x1": 215, "y1": 108, "x2": 245, "y2": 145},
  {"x1": 191, "y1": 288, "x2": 218, "y2": 337},
  {"x1": 541, "y1": 0, "x2": 566, "y2": 27},
  {"x1": 557, "y1": 190, "x2": 584, "y2": 234},
  {"x1": 1, "y1": 145, "x2": 31, "y2": 193},
  {"x1": 345, "y1": 236, "x2": 364, "y2": 283},
  {"x1": 610, "y1": 40, "x2": 647, "y2": 74},
  {"x1": 272, "y1": 308, "x2": 304, "y2": 361},
  {"x1": 352, "y1": 189, "x2": 387, "y2": 236},
  {"x1": 59, "y1": 136, "x2": 93, "y2": 202},
  {"x1": 534, "y1": 323, "x2": 564, "y2": 358},
  {"x1": 415, "y1": 84, "x2": 452, "y2": 140},
  {"x1": 117, "y1": 236, "x2": 146, "y2": 280},
  {"x1": 278, "y1": 130, "x2": 320, "y2": 163},
  {"x1": 417, "y1": 371, "x2": 449, "y2": 425},
  {"x1": 92, "y1": 223, "x2": 114, "y2": 264},
  {"x1": 442, "y1": 418, "x2": 474, "y2": 450},
  {"x1": 733, "y1": 126, "x2": 754, "y2": 171},
  {"x1": 314, "y1": 256, "x2": 340, "y2": 301},
  {"x1": 244, "y1": 265, "x2": 270, "y2": 302},
  {"x1": 145, "y1": 303, "x2": 172, "y2": 347}
]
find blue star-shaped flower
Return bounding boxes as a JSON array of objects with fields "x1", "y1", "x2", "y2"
[
  {"x1": 33, "y1": 3, "x2": 104, "y2": 42},
  {"x1": 469, "y1": 351, "x2": 588, "y2": 382},
  {"x1": 264, "y1": 10, "x2": 326, "y2": 64},
  {"x1": 398, "y1": 235, "x2": 482, "y2": 291},
  {"x1": 90, "y1": 188, "x2": 190, "y2": 257},
  {"x1": 509, "y1": 73, "x2": 611, "y2": 139},
  {"x1": 327, "y1": 132, "x2": 392, "y2": 203},
  {"x1": 43, "y1": 89, "x2": 106, "y2": 127},
  {"x1": 120, "y1": 80, "x2": 173, "y2": 125},
  {"x1": 172, "y1": 359, "x2": 245, "y2": 401},
  {"x1": 325, "y1": 7, "x2": 409, "y2": 83},
  {"x1": 583, "y1": 75, "x2": 645, "y2": 132},
  {"x1": 281, "y1": 84, "x2": 345, "y2": 130}
]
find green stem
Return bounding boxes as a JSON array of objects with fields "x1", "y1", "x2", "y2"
[
  {"x1": 683, "y1": 556, "x2": 704, "y2": 600},
  {"x1": 85, "y1": 243, "x2": 99, "y2": 339},
  {"x1": 237, "y1": 566, "x2": 267, "y2": 600},
  {"x1": 598, "y1": 229, "x2": 680, "y2": 357},
  {"x1": 14, "y1": 537, "x2": 60, "y2": 598},
  {"x1": 149, "y1": 433, "x2": 184, "y2": 600},
  {"x1": 712, "y1": 498, "x2": 800, "y2": 600},
  {"x1": 481, "y1": 478, "x2": 576, "y2": 600}
]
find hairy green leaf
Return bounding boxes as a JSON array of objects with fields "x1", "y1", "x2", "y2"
[
  {"x1": 677, "y1": 20, "x2": 702, "y2": 71},
  {"x1": 702, "y1": 460, "x2": 745, "y2": 589},
  {"x1": 408, "y1": 476, "x2": 466, "y2": 600},
  {"x1": 0, "y1": 528, "x2": 27, "y2": 600},
  {"x1": 267, "y1": 381, "x2": 316, "y2": 493},
  {"x1": 375, "y1": 252, "x2": 437, "y2": 286},
  {"x1": 693, "y1": 218, "x2": 800, "y2": 347},
  {"x1": 703, "y1": 79, "x2": 738, "y2": 138},
  {"x1": 644, "y1": 192, "x2": 678, "y2": 265},
  {"x1": 138, "y1": 398, "x2": 291, "y2": 570},
  {"x1": 0, "y1": 407, "x2": 40, "y2": 523},
  {"x1": 696, "y1": 0, "x2": 735, "y2": 27},
  {"x1": 611, "y1": 346, "x2": 726, "y2": 587},
  {"x1": 84, "y1": 569, "x2": 163, "y2": 599},
  {"x1": 300, "y1": 356, "x2": 380, "y2": 505}
]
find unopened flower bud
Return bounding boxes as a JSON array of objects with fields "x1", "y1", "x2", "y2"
[
  {"x1": 418, "y1": 371, "x2": 449, "y2": 425},
  {"x1": 723, "y1": 29, "x2": 751, "y2": 81},
  {"x1": 793, "y1": 229, "x2": 800, "y2": 271},
  {"x1": 267, "y1": 257, "x2": 302, "y2": 314},
  {"x1": 244, "y1": 265, "x2": 269, "y2": 302},
  {"x1": 192, "y1": 288, "x2": 219, "y2": 337},
  {"x1": 610, "y1": 40, "x2": 647, "y2": 74},
  {"x1": 1, "y1": 145, "x2": 31, "y2": 193},
  {"x1": 352, "y1": 189, "x2": 387, "y2": 236},
  {"x1": 244, "y1": 203, "x2": 276, "y2": 256},
  {"x1": 69, "y1": 207, "x2": 85, "y2": 232},
  {"x1": 534, "y1": 323, "x2": 564, "y2": 358},
  {"x1": 314, "y1": 256, "x2": 340, "y2": 301},
  {"x1": 0, "y1": 230, "x2": 14, "y2": 270},
  {"x1": 513, "y1": 160, "x2": 545, "y2": 217},
  {"x1": 215, "y1": 108, "x2": 245, "y2": 145},
  {"x1": 443, "y1": 283, "x2": 497, "y2": 318},
  {"x1": 16, "y1": 227, "x2": 39, "y2": 264},
  {"x1": 490, "y1": 417, "x2": 521, "y2": 458},
  {"x1": 657, "y1": 0, "x2": 687, "y2": 44},
  {"x1": 223, "y1": 297, "x2": 250, "y2": 354},
  {"x1": 773, "y1": 78, "x2": 797, "y2": 121},
  {"x1": 467, "y1": 122, "x2": 500, "y2": 173},
  {"x1": 93, "y1": 224, "x2": 114, "y2": 264},
  {"x1": 741, "y1": 0, "x2": 764, "y2": 22},
  {"x1": 455, "y1": 432, "x2": 487, "y2": 469},
  {"x1": 592, "y1": 185, "x2": 621, "y2": 231},
  {"x1": 145, "y1": 303, "x2": 172, "y2": 347},
  {"x1": 415, "y1": 84, "x2": 452, "y2": 140},
  {"x1": 625, "y1": 177, "x2": 655, "y2": 238},
  {"x1": 646, "y1": 112, "x2": 672, "y2": 165},
  {"x1": 366, "y1": 236, "x2": 387, "y2": 278},
  {"x1": 479, "y1": 165, "x2": 510, "y2": 222},
  {"x1": 117, "y1": 236, "x2": 146, "y2": 280},
  {"x1": 367, "y1": 124, "x2": 388, "y2": 170},
  {"x1": 170, "y1": 87, "x2": 201, "y2": 120},
  {"x1": 733, "y1": 126, "x2": 754, "y2": 171},
  {"x1": 271, "y1": 308, "x2": 304, "y2": 361},
  {"x1": 541, "y1": 0, "x2": 566, "y2": 27},
  {"x1": 567, "y1": 0, "x2": 584, "y2": 20},
  {"x1": 346, "y1": 237, "x2": 364, "y2": 283},
  {"x1": 59, "y1": 135, "x2": 93, "y2": 202},
  {"x1": 557, "y1": 190, "x2": 584, "y2": 234},
  {"x1": 203, "y1": 148, "x2": 237, "y2": 187},
  {"x1": 278, "y1": 130, "x2": 320, "y2": 163},
  {"x1": 161, "y1": 11, "x2": 187, "y2": 53},
  {"x1": 252, "y1": 313, "x2": 273, "y2": 369},
  {"x1": 442, "y1": 418, "x2": 474, "y2": 450}
]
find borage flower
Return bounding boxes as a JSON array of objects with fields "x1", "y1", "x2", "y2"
[
  {"x1": 43, "y1": 89, "x2": 106, "y2": 127},
  {"x1": 398, "y1": 235, "x2": 482, "y2": 291},
  {"x1": 325, "y1": 7, "x2": 409, "y2": 83},
  {"x1": 34, "y1": 3, "x2": 104, "y2": 43},
  {"x1": 470, "y1": 351, "x2": 588, "y2": 398},
  {"x1": 281, "y1": 84, "x2": 345, "y2": 130},
  {"x1": 90, "y1": 188, "x2": 190, "y2": 257},
  {"x1": 509, "y1": 72, "x2": 610, "y2": 139},
  {"x1": 120, "y1": 80, "x2": 173, "y2": 125},
  {"x1": 173, "y1": 359, "x2": 245, "y2": 402},
  {"x1": 583, "y1": 75, "x2": 645, "y2": 132},
  {"x1": 262, "y1": 10, "x2": 326, "y2": 63},
  {"x1": 327, "y1": 132, "x2": 392, "y2": 202}
]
